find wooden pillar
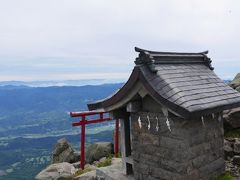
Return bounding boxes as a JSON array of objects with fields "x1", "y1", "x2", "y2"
[
  {"x1": 114, "y1": 119, "x2": 119, "y2": 157},
  {"x1": 120, "y1": 116, "x2": 133, "y2": 175},
  {"x1": 110, "y1": 108, "x2": 133, "y2": 175}
]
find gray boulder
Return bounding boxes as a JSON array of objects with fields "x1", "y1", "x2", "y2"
[
  {"x1": 73, "y1": 170, "x2": 97, "y2": 180},
  {"x1": 236, "y1": 86, "x2": 240, "y2": 92},
  {"x1": 35, "y1": 162, "x2": 76, "y2": 180},
  {"x1": 85, "y1": 142, "x2": 113, "y2": 164},
  {"x1": 224, "y1": 73, "x2": 240, "y2": 129},
  {"x1": 52, "y1": 138, "x2": 79, "y2": 164},
  {"x1": 73, "y1": 151, "x2": 81, "y2": 162},
  {"x1": 234, "y1": 139, "x2": 240, "y2": 154},
  {"x1": 233, "y1": 156, "x2": 240, "y2": 166},
  {"x1": 96, "y1": 158, "x2": 132, "y2": 180},
  {"x1": 224, "y1": 107, "x2": 240, "y2": 129},
  {"x1": 224, "y1": 139, "x2": 234, "y2": 158},
  {"x1": 229, "y1": 73, "x2": 240, "y2": 89},
  {"x1": 72, "y1": 162, "x2": 81, "y2": 168}
]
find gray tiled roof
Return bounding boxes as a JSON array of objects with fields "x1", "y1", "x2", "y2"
[{"x1": 88, "y1": 47, "x2": 240, "y2": 118}]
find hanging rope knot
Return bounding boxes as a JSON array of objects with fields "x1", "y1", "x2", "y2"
[
  {"x1": 147, "y1": 115, "x2": 151, "y2": 130},
  {"x1": 156, "y1": 116, "x2": 159, "y2": 132},
  {"x1": 201, "y1": 116, "x2": 205, "y2": 127},
  {"x1": 138, "y1": 116, "x2": 142, "y2": 129},
  {"x1": 166, "y1": 117, "x2": 171, "y2": 132},
  {"x1": 162, "y1": 107, "x2": 171, "y2": 132},
  {"x1": 212, "y1": 113, "x2": 215, "y2": 119},
  {"x1": 218, "y1": 113, "x2": 222, "y2": 122}
]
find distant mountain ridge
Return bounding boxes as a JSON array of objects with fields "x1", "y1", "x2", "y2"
[
  {"x1": 0, "y1": 79, "x2": 126, "y2": 87},
  {"x1": 0, "y1": 79, "x2": 230, "y2": 88}
]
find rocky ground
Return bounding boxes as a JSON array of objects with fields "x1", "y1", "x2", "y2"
[
  {"x1": 36, "y1": 137, "x2": 240, "y2": 180},
  {"x1": 223, "y1": 73, "x2": 240, "y2": 179},
  {"x1": 35, "y1": 138, "x2": 114, "y2": 180},
  {"x1": 225, "y1": 138, "x2": 240, "y2": 177}
]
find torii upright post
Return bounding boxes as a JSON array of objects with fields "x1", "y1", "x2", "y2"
[{"x1": 80, "y1": 115, "x2": 86, "y2": 170}]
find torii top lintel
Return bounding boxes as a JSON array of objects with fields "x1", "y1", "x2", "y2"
[{"x1": 88, "y1": 47, "x2": 240, "y2": 119}]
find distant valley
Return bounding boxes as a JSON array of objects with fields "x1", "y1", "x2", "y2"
[{"x1": 0, "y1": 83, "x2": 123, "y2": 179}]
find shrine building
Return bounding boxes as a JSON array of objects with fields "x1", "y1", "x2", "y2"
[{"x1": 88, "y1": 47, "x2": 240, "y2": 179}]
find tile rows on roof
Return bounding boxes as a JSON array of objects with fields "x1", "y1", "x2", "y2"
[{"x1": 141, "y1": 61, "x2": 240, "y2": 114}]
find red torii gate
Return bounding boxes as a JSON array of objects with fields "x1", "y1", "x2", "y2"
[{"x1": 70, "y1": 111, "x2": 119, "y2": 170}]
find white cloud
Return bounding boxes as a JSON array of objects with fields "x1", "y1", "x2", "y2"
[
  {"x1": 0, "y1": 72, "x2": 130, "y2": 81},
  {"x1": 0, "y1": 0, "x2": 239, "y2": 80}
]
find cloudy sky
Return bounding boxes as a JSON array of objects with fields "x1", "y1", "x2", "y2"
[{"x1": 0, "y1": 0, "x2": 239, "y2": 82}]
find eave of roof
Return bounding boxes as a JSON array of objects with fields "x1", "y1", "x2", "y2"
[{"x1": 88, "y1": 66, "x2": 140, "y2": 112}]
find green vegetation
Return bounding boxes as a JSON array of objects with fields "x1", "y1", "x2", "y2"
[
  {"x1": 0, "y1": 130, "x2": 114, "y2": 180},
  {"x1": 214, "y1": 172, "x2": 233, "y2": 180},
  {"x1": 71, "y1": 167, "x2": 93, "y2": 178},
  {"x1": 68, "y1": 154, "x2": 114, "y2": 179},
  {"x1": 225, "y1": 128, "x2": 240, "y2": 138},
  {"x1": 223, "y1": 119, "x2": 240, "y2": 138},
  {"x1": 97, "y1": 155, "x2": 113, "y2": 167},
  {"x1": 114, "y1": 152, "x2": 121, "y2": 158}
]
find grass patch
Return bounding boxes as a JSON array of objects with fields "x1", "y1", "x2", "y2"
[
  {"x1": 68, "y1": 154, "x2": 115, "y2": 179},
  {"x1": 214, "y1": 172, "x2": 233, "y2": 180},
  {"x1": 97, "y1": 155, "x2": 113, "y2": 167},
  {"x1": 225, "y1": 128, "x2": 240, "y2": 138},
  {"x1": 74, "y1": 167, "x2": 93, "y2": 177},
  {"x1": 115, "y1": 152, "x2": 121, "y2": 158}
]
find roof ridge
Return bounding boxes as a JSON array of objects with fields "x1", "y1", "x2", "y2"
[
  {"x1": 134, "y1": 47, "x2": 214, "y2": 71},
  {"x1": 135, "y1": 47, "x2": 208, "y2": 55}
]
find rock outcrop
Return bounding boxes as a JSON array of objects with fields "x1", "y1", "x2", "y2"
[
  {"x1": 96, "y1": 158, "x2": 133, "y2": 180},
  {"x1": 74, "y1": 158, "x2": 126, "y2": 180},
  {"x1": 224, "y1": 107, "x2": 240, "y2": 129},
  {"x1": 73, "y1": 170, "x2": 97, "y2": 180},
  {"x1": 36, "y1": 139, "x2": 114, "y2": 180},
  {"x1": 52, "y1": 138, "x2": 79, "y2": 164},
  {"x1": 85, "y1": 142, "x2": 113, "y2": 164},
  {"x1": 224, "y1": 73, "x2": 240, "y2": 177},
  {"x1": 225, "y1": 138, "x2": 240, "y2": 177},
  {"x1": 35, "y1": 162, "x2": 77, "y2": 180},
  {"x1": 230, "y1": 73, "x2": 240, "y2": 90},
  {"x1": 224, "y1": 73, "x2": 240, "y2": 129}
]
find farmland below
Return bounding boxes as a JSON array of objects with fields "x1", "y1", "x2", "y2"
[{"x1": 0, "y1": 83, "x2": 123, "y2": 179}]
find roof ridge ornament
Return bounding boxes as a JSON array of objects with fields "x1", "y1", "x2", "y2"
[
  {"x1": 134, "y1": 47, "x2": 213, "y2": 71},
  {"x1": 135, "y1": 49, "x2": 158, "y2": 72}
]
